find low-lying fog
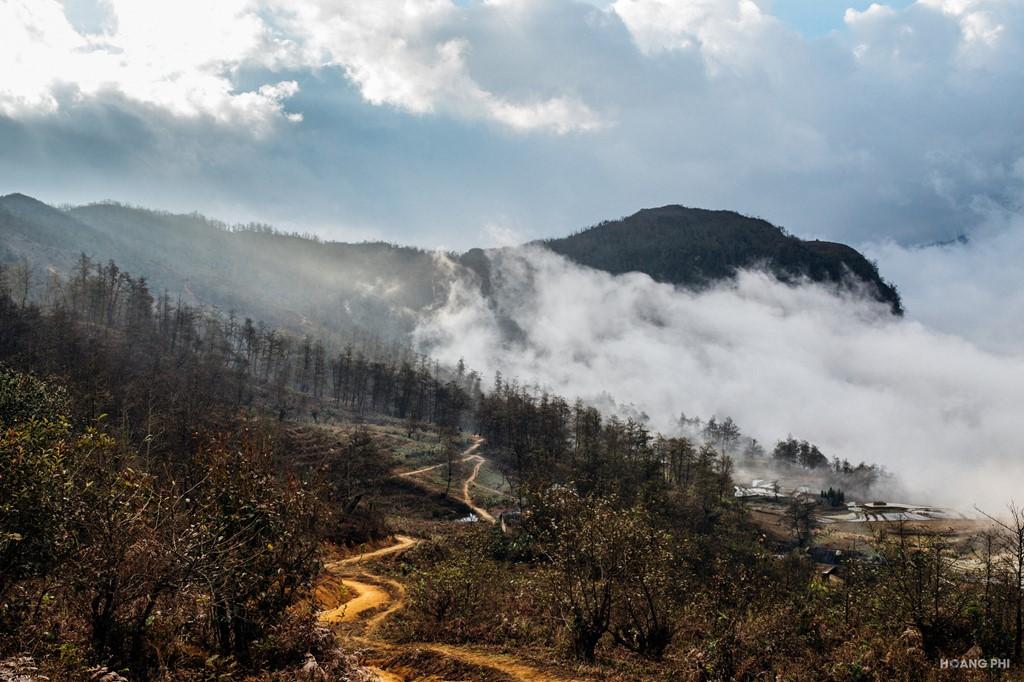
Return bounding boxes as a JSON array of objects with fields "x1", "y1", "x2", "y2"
[{"x1": 415, "y1": 234, "x2": 1024, "y2": 511}]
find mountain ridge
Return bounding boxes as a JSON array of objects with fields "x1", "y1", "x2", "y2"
[
  {"x1": 538, "y1": 205, "x2": 902, "y2": 314},
  {"x1": 0, "y1": 193, "x2": 903, "y2": 339}
]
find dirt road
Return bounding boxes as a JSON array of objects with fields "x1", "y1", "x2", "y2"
[
  {"x1": 320, "y1": 578, "x2": 389, "y2": 624},
  {"x1": 461, "y1": 454, "x2": 496, "y2": 523},
  {"x1": 335, "y1": 534, "x2": 418, "y2": 565},
  {"x1": 321, "y1": 536, "x2": 578, "y2": 681},
  {"x1": 398, "y1": 438, "x2": 482, "y2": 478},
  {"x1": 399, "y1": 437, "x2": 496, "y2": 524},
  {"x1": 319, "y1": 437, "x2": 580, "y2": 681}
]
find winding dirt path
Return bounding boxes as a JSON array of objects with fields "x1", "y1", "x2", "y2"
[
  {"x1": 325, "y1": 561, "x2": 578, "y2": 681},
  {"x1": 398, "y1": 438, "x2": 482, "y2": 478},
  {"x1": 318, "y1": 437, "x2": 581, "y2": 681},
  {"x1": 423, "y1": 643, "x2": 576, "y2": 682},
  {"x1": 399, "y1": 437, "x2": 496, "y2": 524},
  {"x1": 461, "y1": 454, "x2": 496, "y2": 523},
  {"x1": 335, "y1": 534, "x2": 418, "y2": 565},
  {"x1": 320, "y1": 579, "x2": 389, "y2": 624}
]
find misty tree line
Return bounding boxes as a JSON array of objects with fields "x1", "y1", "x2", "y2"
[
  {"x1": 477, "y1": 374, "x2": 884, "y2": 508},
  {"x1": 689, "y1": 415, "x2": 882, "y2": 481},
  {"x1": 477, "y1": 375, "x2": 732, "y2": 522},
  {"x1": 0, "y1": 254, "x2": 474, "y2": 446}
]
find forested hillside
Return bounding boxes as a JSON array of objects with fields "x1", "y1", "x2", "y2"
[
  {"x1": 0, "y1": 194, "x2": 445, "y2": 340},
  {"x1": 1, "y1": 195, "x2": 902, "y2": 346},
  {"x1": 541, "y1": 206, "x2": 903, "y2": 314},
  {"x1": 0, "y1": 256, "x2": 477, "y2": 679}
]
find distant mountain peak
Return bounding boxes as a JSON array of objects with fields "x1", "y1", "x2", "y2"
[
  {"x1": 0, "y1": 193, "x2": 76, "y2": 221},
  {"x1": 542, "y1": 205, "x2": 903, "y2": 314},
  {"x1": 1, "y1": 192, "x2": 53, "y2": 208}
]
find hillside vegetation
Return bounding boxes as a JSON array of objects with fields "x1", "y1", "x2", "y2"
[
  {"x1": 1, "y1": 195, "x2": 902, "y2": 346},
  {"x1": 1, "y1": 257, "x2": 1022, "y2": 681},
  {"x1": 542, "y1": 206, "x2": 902, "y2": 314},
  {"x1": 0, "y1": 193, "x2": 444, "y2": 339}
]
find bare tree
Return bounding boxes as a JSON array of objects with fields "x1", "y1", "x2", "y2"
[
  {"x1": 785, "y1": 498, "x2": 817, "y2": 548},
  {"x1": 977, "y1": 502, "x2": 1024, "y2": 661},
  {"x1": 441, "y1": 426, "x2": 459, "y2": 497}
]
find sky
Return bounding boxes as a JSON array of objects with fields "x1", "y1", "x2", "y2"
[{"x1": 2, "y1": 0, "x2": 1023, "y2": 252}]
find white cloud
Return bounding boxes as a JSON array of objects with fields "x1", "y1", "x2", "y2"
[
  {"x1": 3, "y1": 0, "x2": 1024, "y2": 248},
  {"x1": 611, "y1": 0, "x2": 768, "y2": 49},
  {"x1": 866, "y1": 213, "x2": 1024, "y2": 354},
  {"x1": 0, "y1": 0, "x2": 606, "y2": 134},
  {"x1": 922, "y1": 0, "x2": 1005, "y2": 45},
  {"x1": 610, "y1": 0, "x2": 787, "y2": 74},
  {"x1": 0, "y1": 0, "x2": 298, "y2": 130},
  {"x1": 416, "y1": 246, "x2": 1024, "y2": 509},
  {"x1": 265, "y1": 0, "x2": 606, "y2": 133},
  {"x1": 844, "y1": 2, "x2": 897, "y2": 25},
  {"x1": 480, "y1": 221, "x2": 527, "y2": 248}
]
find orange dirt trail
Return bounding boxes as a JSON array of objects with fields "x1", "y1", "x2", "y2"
[
  {"x1": 320, "y1": 579, "x2": 389, "y2": 624},
  {"x1": 398, "y1": 437, "x2": 496, "y2": 524},
  {"x1": 318, "y1": 437, "x2": 582, "y2": 681},
  {"x1": 328, "y1": 572, "x2": 580, "y2": 681},
  {"x1": 461, "y1": 454, "x2": 496, "y2": 523},
  {"x1": 334, "y1": 534, "x2": 418, "y2": 566},
  {"x1": 397, "y1": 438, "x2": 482, "y2": 478}
]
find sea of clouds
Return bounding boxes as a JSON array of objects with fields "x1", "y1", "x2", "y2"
[{"x1": 416, "y1": 223, "x2": 1024, "y2": 511}]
